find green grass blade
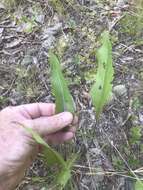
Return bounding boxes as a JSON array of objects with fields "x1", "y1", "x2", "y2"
[
  {"x1": 25, "y1": 127, "x2": 66, "y2": 167},
  {"x1": 135, "y1": 180, "x2": 143, "y2": 190},
  {"x1": 90, "y1": 31, "x2": 114, "y2": 119},
  {"x1": 49, "y1": 51, "x2": 75, "y2": 113},
  {"x1": 56, "y1": 154, "x2": 77, "y2": 190}
]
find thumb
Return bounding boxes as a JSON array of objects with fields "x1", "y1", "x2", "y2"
[{"x1": 24, "y1": 112, "x2": 73, "y2": 135}]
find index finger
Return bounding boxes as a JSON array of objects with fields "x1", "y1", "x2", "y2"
[{"x1": 15, "y1": 103, "x2": 55, "y2": 119}]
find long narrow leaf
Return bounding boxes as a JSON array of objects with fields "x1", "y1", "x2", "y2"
[
  {"x1": 49, "y1": 51, "x2": 75, "y2": 113},
  {"x1": 25, "y1": 127, "x2": 66, "y2": 167},
  {"x1": 23, "y1": 122, "x2": 76, "y2": 190},
  {"x1": 90, "y1": 31, "x2": 114, "y2": 119},
  {"x1": 27, "y1": 127, "x2": 77, "y2": 189},
  {"x1": 135, "y1": 180, "x2": 143, "y2": 190},
  {"x1": 56, "y1": 154, "x2": 77, "y2": 189}
]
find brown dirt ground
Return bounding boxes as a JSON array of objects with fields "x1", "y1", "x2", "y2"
[{"x1": 0, "y1": 0, "x2": 143, "y2": 190}]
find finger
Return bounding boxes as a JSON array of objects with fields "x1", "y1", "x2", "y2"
[
  {"x1": 45, "y1": 132, "x2": 74, "y2": 145},
  {"x1": 61, "y1": 125, "x2": 76, "y2": 132},
  {"x1": 15, "y1": 103, "x2": 55, "y2": 119},
  {"x1": 68, "y1": 126, "x2": 76, "y2": 133},
  {"x1": 24, "y1": 112, "x2": 73, "y2": 135}
]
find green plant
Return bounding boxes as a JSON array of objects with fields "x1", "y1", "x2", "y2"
[
  {"x1": 49, "y1": 51, "x2": 76, "y2": 114},
  {"x1": 25, "y1": 126, "x2": 76, "y2": 189},
  {"x1": 24, "y1": 51, "x2": 77, "y2": 189},
  {"x1": 26, "y1": 127, "x2": 66, "y2": 167},
  {"x1": 45, "y1": 31, "x2": 114, "y2": 188},
  {"x1": 135, "y1": 180, "x2": 143, "y2": 190},
  {"x1": 15, "y1": 51, "x2": 77, "y2": 189},
  {"x1": 90, "y1": 31, "x2": 114, "y2": 118}
]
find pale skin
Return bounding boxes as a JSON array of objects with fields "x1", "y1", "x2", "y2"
[{"x1": 0, "y1": 103, "x2": 77, "y2": 190}]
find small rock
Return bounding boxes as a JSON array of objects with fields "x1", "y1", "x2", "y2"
[
  {"x1": 113, "y1": 84, "x2": 127, "y2": 97},
  {"x1": 21, "y1": 55, "x2": 33, "y2": 66},
  {"x1": 35, "y1": 14, "x2": 45, "y2": 24},
  {"x1": 42, "y1": 23, "x2": 62, "y2": 39},
  {"x1": 41, "y1": 23, "x2": 62, "y2": 49},
  {"x1": 117, "y1": 0, "x2": 126, "y2": 7},
  {"x1": 89, "y1": 148, "x2": 101, "y2": 155},
  {"x1": 42, "y1": 35, "x2": 55, "y2": 49},
  {"x1": 139, "y1": 113, "x2": 143, "y2": 125},
  {"x1": 0, "y1": 2, "x2": 5, "y2": 9}
]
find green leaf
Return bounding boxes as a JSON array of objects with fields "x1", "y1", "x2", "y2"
[
  {"x1": 49, "y1": 51, "x2": 76, "y2": 113},
  {"x1": 135, "y1": 180, "x2": 143, "y2": 190},
  {"x1": 43, "y1": 147, "x2": 65, "y2": 167},
  {"x1": 90, "y1": 31, "x2": 114, "y2": 118},
  {"x1": 57, "y1": 167, "x2": 71, "y2": 190},
  {"x1": 56, "y1": 154, "x2": 77, "y2": 189},
  {"x1": 25, "y1": 127, "x2": 66, "y2": 167}
]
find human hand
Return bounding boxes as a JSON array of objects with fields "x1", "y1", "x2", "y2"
[{"x1": 0, "y1": 103, "x2": 77, "y2": 190}]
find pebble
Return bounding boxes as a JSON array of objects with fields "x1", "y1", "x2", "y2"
[{"x1": 113, "y1": 84, "x2": 127, "y2": 97}]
